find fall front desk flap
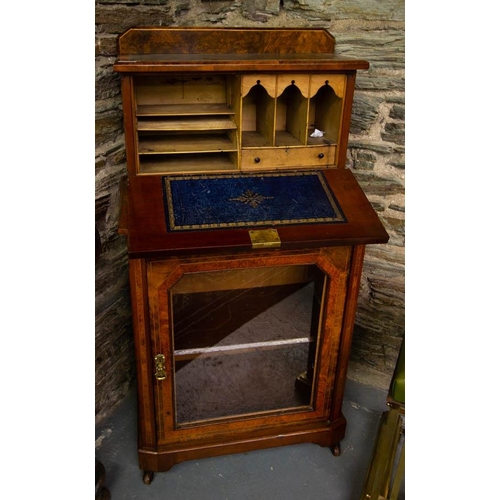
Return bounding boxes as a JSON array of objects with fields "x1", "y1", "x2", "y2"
[{"x1": 121, "y1": 169, "x2": 389, "y2": 257}]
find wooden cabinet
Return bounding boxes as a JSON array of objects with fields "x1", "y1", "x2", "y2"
[{"x1": 114, "y1": 28, "x2": 389, "y2": 484}]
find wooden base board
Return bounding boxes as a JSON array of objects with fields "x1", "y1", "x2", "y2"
[{"x1": 138, "y1": 414, "x2": 346, "y2": 473}]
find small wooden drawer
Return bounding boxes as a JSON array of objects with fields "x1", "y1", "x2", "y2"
[{"x1": 241, "y1": 145, "x2": 336, "y2": 170}]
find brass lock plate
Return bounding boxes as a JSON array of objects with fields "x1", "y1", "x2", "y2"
[{"x1": 249, "y1": 228, "x2": 281, "y2": 249}]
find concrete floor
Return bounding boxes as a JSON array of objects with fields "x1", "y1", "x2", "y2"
[{"x1": 95, "y1": 377, "x2": 404, "y2": 500}]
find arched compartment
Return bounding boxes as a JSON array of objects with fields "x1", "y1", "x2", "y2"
[
  {"x1": 276, "y1": 84, "x2": 308, "y2": 146},
  {"x1": 307, "y1": 83, "x2": 343, "y2": 146},
  {"x1": 241, "y1": 83, "x2": 276, "y2": 148}
]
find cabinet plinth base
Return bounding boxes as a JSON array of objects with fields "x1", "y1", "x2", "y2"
[{"x1": 138, "y1": 415, "x2": 346, "y2": 475}]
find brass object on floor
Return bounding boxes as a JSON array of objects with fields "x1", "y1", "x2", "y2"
[
  {"x1": 361, "y1": 338, "x2": 405, "y2": 500},
  {"x1": 361, "y1": 404, "x2": 405, "y2": 499}
]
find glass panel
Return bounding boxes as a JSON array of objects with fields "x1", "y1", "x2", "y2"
[{"x1": 171, "y1": 264, "x2": 325, "y2": 425}]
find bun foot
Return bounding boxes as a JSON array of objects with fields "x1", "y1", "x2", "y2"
[
  {"x1": 142, "y1": 471, "x2": 154, "y2": 485},
  {"x1": 332, "y1": 443, "x2": 341, "y2": 457}
]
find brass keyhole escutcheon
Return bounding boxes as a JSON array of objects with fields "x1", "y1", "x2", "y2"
[{"x1": 154, "y1": 354, "x2": 167, "y2": 381}]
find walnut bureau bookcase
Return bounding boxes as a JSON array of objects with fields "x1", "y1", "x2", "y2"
[{"x1": 114, "y1": 28, "x2": 389, "y2": 484}]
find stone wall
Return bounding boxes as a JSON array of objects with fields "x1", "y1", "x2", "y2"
[{"x1": 95, "y1": 0, "x2": 405, "y2": 422}]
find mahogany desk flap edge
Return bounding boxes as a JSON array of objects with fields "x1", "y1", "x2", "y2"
[{"x1": 120, "y1": 170, "x2": 389, "y2": 258}]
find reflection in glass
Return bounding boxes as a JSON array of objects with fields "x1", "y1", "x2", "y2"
[{"x1": 171, "y1": 265, "x2": 325, "y2": 425}]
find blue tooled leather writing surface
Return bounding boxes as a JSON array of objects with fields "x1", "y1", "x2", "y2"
[{"x1": 163, "y1": 171, "x2": 346, "y2": 231}]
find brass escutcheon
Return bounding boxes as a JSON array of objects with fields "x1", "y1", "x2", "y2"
[{"x1": 154, "y1": 354, "x2": 167, "y2": 381}]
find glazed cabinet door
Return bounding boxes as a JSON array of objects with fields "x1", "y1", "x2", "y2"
[{"x1": 146, "y1": 247, "x2": 352, "y2": 449}]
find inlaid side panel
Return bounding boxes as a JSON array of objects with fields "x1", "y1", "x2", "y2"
[{"x1": 129, "y1": 258, "x2": 156, "y2": 449}]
